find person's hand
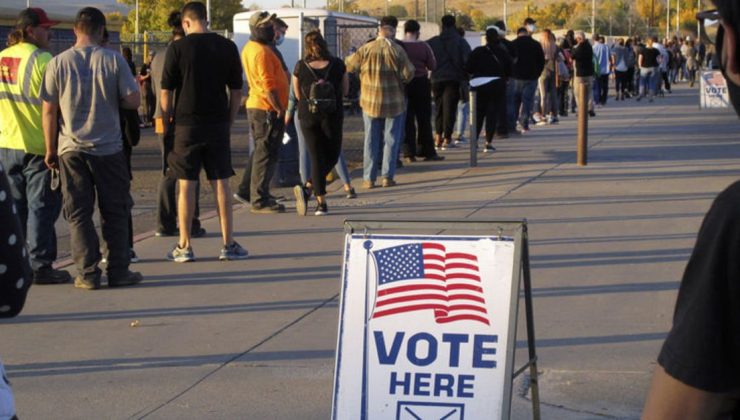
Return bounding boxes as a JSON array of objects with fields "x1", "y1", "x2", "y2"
[
  {"x1": 44, "y1": 150, "x2": 58, "y2": 170},
  {"x1": 285, "y1": 113, "x2": 292, "y2": 125}
]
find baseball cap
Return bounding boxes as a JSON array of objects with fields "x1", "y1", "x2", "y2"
[
  {"x1": 17, "y1": 7, "x2": 60, "y2": 29},
  {"x1": 249, "y1": 11, "x2": 275, "y2": 28}
]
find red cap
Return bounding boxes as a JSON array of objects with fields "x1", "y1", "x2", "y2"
[{"x1": 18, "y1": 8, "x2": 60, "y2": 29}]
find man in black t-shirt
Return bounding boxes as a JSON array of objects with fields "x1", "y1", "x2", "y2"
[
  {"x1": 160, "y1": 1, "x2": 247, "y2": 262},
  {"x1": 643, "y1": 1, "x2": 740, "y2": 417}
]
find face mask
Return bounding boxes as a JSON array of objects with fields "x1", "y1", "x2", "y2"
[
  {"x1": 717, "y1": 25, "x2": 740, "y2": 115},
  {"x1": 275, "y1": 34, "x2": 284, "y2": 46},
  {"x1": 527, "y1": 24, "x2": 536, "y2": 33}
]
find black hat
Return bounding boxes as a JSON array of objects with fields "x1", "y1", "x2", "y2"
[{"x1": 524, "y1": 17, "x2": 536, "y2": 25}]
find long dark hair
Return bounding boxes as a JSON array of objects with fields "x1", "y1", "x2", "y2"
[{"x1": 304, "y1": 30, "x2": 331, "y2": 62}]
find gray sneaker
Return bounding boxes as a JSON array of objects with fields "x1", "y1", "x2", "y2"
[
  {"x1": 220, "y1": 241, "x2": 249, "y2": 261},
  {"x1": 167, "y1": 244, "x2": 195, "y2": 263}
]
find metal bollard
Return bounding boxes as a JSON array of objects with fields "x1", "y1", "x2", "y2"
[
  {"x1": 577, "y1": 80, "x2": 588, "y2": 166},
  {"x1": 469, "y1": 89, "x2": 478, "y2": 167}
]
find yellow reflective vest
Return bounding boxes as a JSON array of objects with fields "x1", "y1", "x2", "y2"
[{"x1": 0, "y1": 42, "x2": 52, "y2": 156}]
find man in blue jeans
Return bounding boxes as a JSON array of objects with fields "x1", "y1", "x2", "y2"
[
  {"x1": 508, "y1": 27, "x2": 544, "y2": 133},
  {"x1": 345, "y1": 16, "x2": 414, "y2": 188},
  {"x1": 0, "y1": 8, "x2": 70, "y2": 285}
]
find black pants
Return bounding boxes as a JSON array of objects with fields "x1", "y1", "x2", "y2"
[
  {"x1": 60, "y1": 151, "x2": 132, "y2": 281},
  {"x1": 432, "y1": 80, "x2": 460, "y2": 140},
  {"x1": 661, "y1": 70, "x2": 671, "y2": 92},
  {"x1": 476, "y1": 82, "x2": 507, "y2": 143},
  {"x1": 597, "y1": 74, "x2": 609, "y2": 104},
  {"x1": 626, "y1": 67, "x2": 636, "y2": 94},
  {"x1": 300, "y1": 113, "x2": 342, "y2": 196},
  {"x1": 615, "y1": 71, "x2": 628, "y2": 96},
  {"x1": 404, "y1": 76, "x2": 436, "y2": 158},
  {"x1": 239, "y1": 109, "x2": 285, "y2": 206},
  {"x1": 156, "y1": 133, "x2": 201, "y2": 233}
]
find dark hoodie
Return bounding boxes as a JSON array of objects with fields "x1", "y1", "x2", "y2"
[{"x1": 427, "y1": 27, "x2": 471, "y2": 83}]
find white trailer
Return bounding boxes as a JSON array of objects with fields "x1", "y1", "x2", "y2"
[{"x1": 233, "y1": 9, "x2": 378, "y2": 75}]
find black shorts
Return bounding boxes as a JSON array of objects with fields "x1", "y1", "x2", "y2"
[{"x1": 168, "y1": 123, "x2": 234, "y2": 181}]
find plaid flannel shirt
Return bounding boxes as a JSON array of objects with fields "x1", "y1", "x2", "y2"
[{"x1": 345, "y1": 36, "x2": 415, "y2": 118}]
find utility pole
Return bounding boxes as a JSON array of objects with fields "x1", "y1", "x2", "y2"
[
  {"x1": 651, "y1": 0, "x2": 655, "y2": 35},
  {"x1": 676, "y1": 0, "x2": 680, "y2": 36},
  {"x1": 592, "y1": 0, "x2": 596, "y2": 36},
  {"x1": 206, "y1": 0, "x2": 210, "y2": 27},
  {"x1": 135, "y1": 0, "x2": 139, "y2": 42},
  {"x1": 503, "y1": 0, "x2": 508, "y2": 34},
  {"x1": 666, "y1": 0, "x2": 670, "y2": 40}
]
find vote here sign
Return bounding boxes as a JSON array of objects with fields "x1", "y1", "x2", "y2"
[{"x1": 332, "y1": 234, "x2": 518, "y2": 420}]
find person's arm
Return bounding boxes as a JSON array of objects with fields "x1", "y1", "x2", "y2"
[
  {"x1": 160, "y1": 89, "x2": 173, "y2": 136},
  {"x1": 425, "y1": 42, "x2": 437, "y2": 72},
  {"x1": 229, "y1": 89, "x2": 241, "y2": 126},
  {"x1": 643, "y1": 365, "x2": 739, "y2": 419},
  {"x1": 42, "y1": 101, "x2": 59, "y2": 170},
  {"x1": 291, "y1": 74, "x2": 301, "y2": 101},
  {"x1": 341, "y1": 72, "x2": 349, "y2": 97},
  {"x1": 638, "y1": 53, "x2": 644, "y2": 68}
]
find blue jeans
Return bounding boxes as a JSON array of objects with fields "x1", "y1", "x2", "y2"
[
  {"x1": 507, "y1": 79, "x2": 538, "y2": 130},
  {"x1": 639, "y1": 67, "x2": 657, "y2": 97},
  {"x1": 295, "y1": 111, "x2": 352, "y2": 186},
  {"x1": 0, "y1": 148, "x2": 61, "y2": 272},
  {"x1": 454, "y1": 100, "x2": 469, "y2": 140},
  {"x1": 362, "y1": 112, "x2": 404, "y2": 182}
]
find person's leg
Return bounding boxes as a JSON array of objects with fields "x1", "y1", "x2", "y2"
[
  {"x1": 177, "y1": 179, "x2": 197, "y2": 249},
  {"x1": 294, "y1": 111, "x2": 311, "y2": 185},
  {"x1": 431, "y1": 81, "x2": 444, "y2": 139},
  {"x1": 156, "y1": 132, "x2": 178, "y2": 233},
  {"x1": 520, "y1": 80, "x2": 537, "y2": 128},
  {"x1": 362, "y1": 112, "x2": 381, "y2": 183},
  {"x1": 381, "y1": 113, "x2": 404, "y2": 181},
  {"x1": 59, "y1": 152, "x2": 101, "y2": 284},
  {"x1": 210, "y1": 178, "x2": 233, "y2": 245},
  {"x1": 417, "y1": 77, "x2": 437, "y2": 157},
  {"x1": 444, "y1": 82, "x2": 460, "y2": 142},
  {"x1": 249, "y1": 110, "x2": 284, "y2": 207},
  {"x1": 92, "y1": 152, "x2": 133, "y2": 281},
  {"x1": 334, "y1": 151, "x2": 351, "y2": 186},
  {"x1": 303, "y1": 118, "x2": 326, "y2": 197},
  {"x1": 403, "y1": 78, "x2": 419, "y2": 159},
  {"x1": 600, "y1": 74, "x2": 609, "y2": 104},
  {"x1": 0, "y1": 149, "x2": 28, "y2": 234},
  {"x1": 506, "y1": 79, "x2": 518, "y2": 130},
  {"x1": 475, "y1": 91, "x2": 487, "y2": 140},
  {"x1": 493, "y1": 83, "x2": 508, "y2": 137}
]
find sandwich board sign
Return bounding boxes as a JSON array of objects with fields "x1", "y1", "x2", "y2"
[
  {"x1": 332, "y1": 220, "x2": 540, "y2": 420},
  {"x1": 700, "y1": 70, "x2": 730, "y2": 109}
]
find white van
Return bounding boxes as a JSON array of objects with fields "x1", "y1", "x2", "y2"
[{"x1": 233, "y1": 9, "x2": 378, "y2": 75}]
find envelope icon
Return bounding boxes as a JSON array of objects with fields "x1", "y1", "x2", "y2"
[{"x1": 396, "y1": 401, "x2": 464, "y2": 420}]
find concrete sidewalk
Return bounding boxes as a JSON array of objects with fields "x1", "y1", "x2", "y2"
[{"x1": 2, "y1": 85, "x2": 738, "y2": 419}]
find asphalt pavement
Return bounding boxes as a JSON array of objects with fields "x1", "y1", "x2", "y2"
[{"x1": 3, "y1": 83, "x2": 739, "y2": 419}]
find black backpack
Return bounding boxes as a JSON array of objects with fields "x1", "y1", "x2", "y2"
[{"x1": 303, "y1": 59, "x2": 337, "y2": 114}]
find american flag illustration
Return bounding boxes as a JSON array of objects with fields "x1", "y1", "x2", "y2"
[{"x1": 370, "y1": 242, "x2": 489, "y2": 325}]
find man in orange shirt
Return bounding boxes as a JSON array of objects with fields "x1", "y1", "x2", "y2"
[{"x1": 239, "y1": 11, "x2": 289, "y2": 214}]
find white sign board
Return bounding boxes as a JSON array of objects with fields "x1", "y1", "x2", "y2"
[
  {"x1": 700, "y1": 70, "x2": 730, "y2": 109},
  {"x1": 332, "y1": 234, "x2": 519, "y2": 420}
]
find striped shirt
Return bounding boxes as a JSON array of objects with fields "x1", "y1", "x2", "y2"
[{"x1": 345, "y1": 36, "x2": 414, "y2": 118}]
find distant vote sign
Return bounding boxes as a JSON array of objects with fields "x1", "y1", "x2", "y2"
[
  {"x1": 332, "y1": 234, "x2": 518, "y2": 420},
  {"x1": 700, "y1": 70, "x2": 730, "y2": 109}
]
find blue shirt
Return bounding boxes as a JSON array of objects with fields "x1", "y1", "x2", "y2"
[{"x1": 592, "y1": 42, "x2": 610, "y2": 75}]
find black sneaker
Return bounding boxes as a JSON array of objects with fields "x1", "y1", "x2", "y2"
[
  {"x1": 483, "y1": 144, "x2": 496, "y2": 153},
  {"x1": 108, "y1": 271, "x2": 143, "y2": 288},
  {"x1": 250, "y1": 201, "x2": 286, "y2": 214},
  {"x1": 33, "y1": 268, "x2": 72, "y2": 285},
  {"x1": 233, "y1": 192, "x2": 250, "y2": 205},
  {"x1": 345, "y1": 187, "x2": 357, "y2": 199},
  {"x1": 130, "y1": 249, "x2": 139, "y2": 263},
  {"x1": 74, "y1": 276, "x2": 101, "y2": 290},
  {"x1": 423, "y1": 154, "x2": 445, "y2": 161},
  {"x1": 315, "y1": 202, "x2": 328, "y2": 216},
  {"x1": 191, "y1": 226, "x2": 207, "y2": 238}
]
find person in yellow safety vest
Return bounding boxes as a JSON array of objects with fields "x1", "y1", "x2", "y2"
[{"x1": 0, "y1": 8, "x2": 71, "y2": 285}]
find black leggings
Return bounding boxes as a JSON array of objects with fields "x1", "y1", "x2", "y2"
[
  {"x1": 300, "y1": 113, "x2": 342, "y2": 197},
  {"x1": 615, "y1": 71, "x2": 628, "y2": 95},
  {"x1": 475, "y1": 82, "x2": 507, "y2": 143}
]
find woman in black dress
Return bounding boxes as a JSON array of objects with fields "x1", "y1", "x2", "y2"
[{"x1": 291, "y1": 30, "x2": 348, "y2": 216}]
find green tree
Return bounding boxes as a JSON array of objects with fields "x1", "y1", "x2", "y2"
[
  {"x1": 118, "y1": 0, "x2": 245, "y2": 34},
  {"x1": 389, "y1": 4, "x2": 409, "y2": 18}
]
